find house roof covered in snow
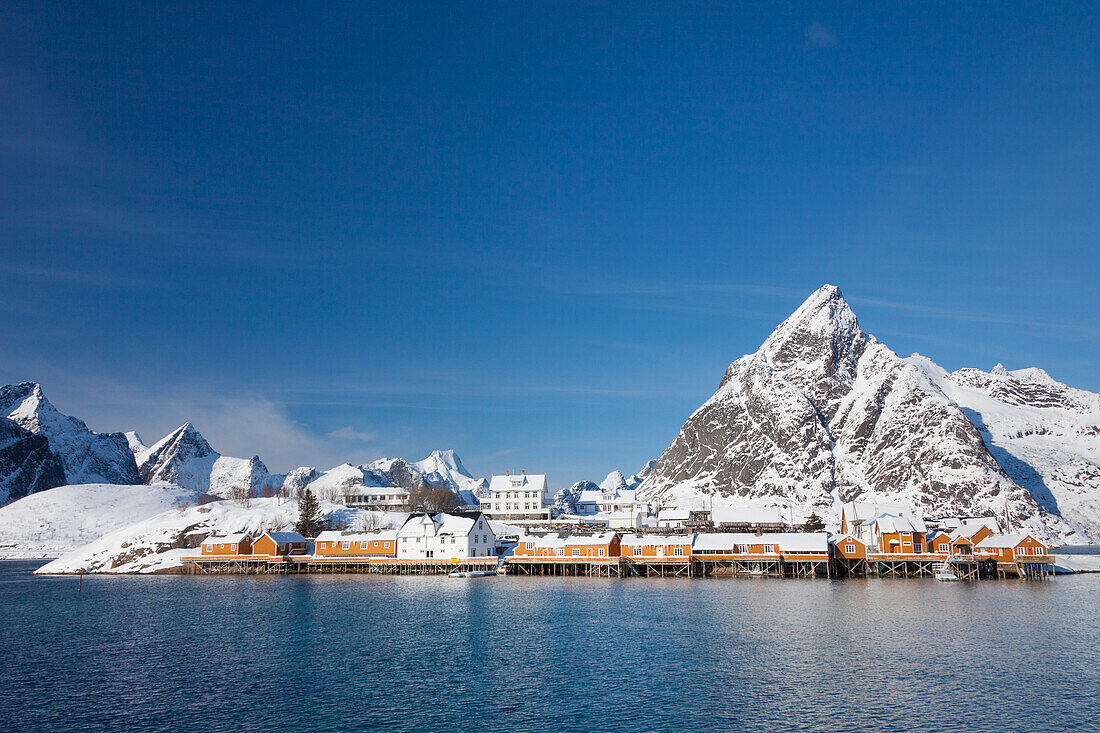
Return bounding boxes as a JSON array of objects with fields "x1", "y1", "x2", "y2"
[
  {"x1": 488, "y1": 474, "x2": 548, "y2": 493},
  {"x1": 620, "y1": 533, "x2": 694, "y2": 547},
  {"x1": 202, "y1": 533, "x2": 251, "y2": 546},
  {"x1": 315, "y1": 529, "x2": 397, "y2": 543},
  {"x1": 869, "y1": 514, "x2": 927, "y2": 534},
  {"x1": 264, "y1": 531, "x2": 306, "y2": 544},
  {"x1": 563, "y1": 532, "x2": 618, "y2": 546},
  {"x1": 976, "y1": 532, "x2": 1042, "y2": 549}
]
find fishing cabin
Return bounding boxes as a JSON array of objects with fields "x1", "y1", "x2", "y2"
[{"x1": 200, "y1": 534, "x2": 252, "y2": 557}]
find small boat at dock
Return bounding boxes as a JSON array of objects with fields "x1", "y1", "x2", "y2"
[{"x1": 448, "y1": 570, "x2": 496, "y2": 578}]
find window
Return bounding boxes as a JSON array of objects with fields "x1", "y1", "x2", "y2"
[
  {"x1": 598, "y1": 548, "x2": 606, "y2": 557},
  {"x1": 557, "y1": 548, "x2": 565, "y2": 556},
  {"x1": 342, "y1": 541, "x2": 350, "y2": 550},
  {"x1": 229, "y1": 544, "x2": 236, "y2": 552},
  {"x1": 736, "y1": 544, "x2": 748, "y2": 553},
  {"x1": 526, "y1": 542, "x2": 534, "y2": 549},
  {"x1": 674, "y1": 547, "x2": 684, "y2": 557},
  {"x1": 572, "y1": 549, "x2": 581, "y2": 557},
  {"x1": 764, "y1": 545, "x2": 776, "y2": 553},
  {"x1": 845, "y1": 544, "x2": 855, "y2": 554},
  {"x1": 634, "y1": 547, "x2": 645, "y2": 556},
  {"x1": 939, "y1": 543, "x2": 949, "y2": 552}
]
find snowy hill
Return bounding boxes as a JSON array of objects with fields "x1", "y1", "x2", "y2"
[
  {"x1": 639, "y1": 285, "x2": 1087, "y2": 544},
  {"x1": 0, "y1": 483, "x2": 201, "y2": 559},
  {"x1": 137, "y1": 422, "x2": 277, "y2": 499},
  {"x1": 0, "y1": 382, "x2": 141, "y2": 488},
  {"x1": 35, "y1": 497, "x2": 403, "y2": 574}
]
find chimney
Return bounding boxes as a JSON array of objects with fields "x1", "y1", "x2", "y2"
[{"x1": 521, "y1": 469, "x2": 525, "y2": 475}]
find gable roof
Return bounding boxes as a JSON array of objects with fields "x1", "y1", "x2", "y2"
[
  {"x1": 489, "y1": 474, "x2": 548, "y2": 492},
  {"x1": 976, "y1": 532, "x2": 1043, "y2": 549},
  {"x1": 264, "y1": 531, "x2": 306, "y2": 544},
  {"x1": 870, "y1": 513, "x2": 927, "y2": 534},
  {"x1": 202, "y1": 533, "x2": 251, "y2": 546}
]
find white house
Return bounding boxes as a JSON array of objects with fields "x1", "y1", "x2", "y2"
[
  {"x1": 396, "y1": 511, "x2": 497, "y2": 560},
  {"x1": 340, "y1": 487, "x2": 410, "y2": 511},
  {"x1": 482, "y1": 473, "x2": 550, "y2": 520}
]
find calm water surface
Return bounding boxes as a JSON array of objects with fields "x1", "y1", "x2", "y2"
[{"x1": 0, "y1": 560, "x2": 1096, "y2": 732}]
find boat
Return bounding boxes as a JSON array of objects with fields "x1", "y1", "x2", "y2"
[
  {"x1": 447, "y1": 570, "x2": 496, "y2": 578},
  {"x1": 935, "y1": 557, "x2": 959, "y2": 582}
]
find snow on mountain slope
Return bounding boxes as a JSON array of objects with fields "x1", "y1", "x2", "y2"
[
  {"x1": 0, "y1": 483, "x2": 201, "y2": 559},
  {"x1": 640, "y1": 285, "x2": 1080, "y2": 544},
  {"x1": 0, "y1": 382, "x2": 141, "y2": 487},
  {"x1": 0, "y1": 417, "x2": 66, "y2": 504},
  {"x1": 910, "y1": 355, "x2": 1100, "y2": 541},
  {"x1": 35, "y1": 497, "x2": 402, "y2": 574},
  {"x1": 124, "y1": 430, "x2": 147, "y2": 456},
  {"x1": 600, "y1": 470, "x2": 629, "y2": 493},
  {"x1": 414, "y1": 449, "x2": 488, "y2": 499},
  {"x1": 137, "y1": 422, "x2": 276, "y2": 499}
]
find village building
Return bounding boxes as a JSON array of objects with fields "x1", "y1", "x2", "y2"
[
  {"x1": 339, "y1": 488, "x2": 410, "y2": 511},
  {"x1": 860, "y1": 514, "x2": 928, "y2": 554},
  {"x1": 975, "y1": 532, "x2": 1051, "y2": 563},
  {"x1": 482, "y1": 473, "x2": 550, "y2": 521},
  {"x1": 200, "y1": 533, "x2": 252, "y2": 557},
  {"x1": 620, "y1": 533, "x2": 694, "y2": 559},
  {"x1": 251, "y1": 531, "x2": 308, "y2": 558},
  {"x1": 313, "y1": 529, "x2": 398, "y2": 558},
  {"x1": 655, "y1": 508, "x2": 691, "y2": 529},
  {"x1": 396, "y1": 511, "x2": 497, "y2": 560}
]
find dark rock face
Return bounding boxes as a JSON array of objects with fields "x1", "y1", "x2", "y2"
[
  {"x1": 0, "y1": 417, "x2": 67, "y2": 503},
  {"x1": 639, "y1": 285, "x2": 1058, "y2": 534},
  {"x1": 368, "y1": 458, "x2": 432, "y2": 490}
]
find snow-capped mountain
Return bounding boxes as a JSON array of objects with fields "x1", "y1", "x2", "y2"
[
  {"x1": 639, "y1": 285, "x2": 1087, "y2": 543},
  {"x1": 552, "y1": 461, "x2": 657, "y2": 514},
  {"x1": 136, "y1": 422, "x2": 277, "y2": 499},
  {"x1": 0, "y1": 383, "x2": 141, "y2": 488},
  {"x1": 414, "y1": 449, "x2": 489, "y2": 499},
  {"x1": 297, "y1": 450, "x2": 488, "y2": 505},
  {"x1": 910, "y1": 357, "x2": 1100, "y2": 540},
  {"x1": 0, "y1": 417, "x2": 66, "y2": 504}
]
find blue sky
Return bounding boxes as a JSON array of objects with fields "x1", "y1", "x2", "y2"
[{"x1": 1, "y1": 2, "x2": 1097, "y2": 485}]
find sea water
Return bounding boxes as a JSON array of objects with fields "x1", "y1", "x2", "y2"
[{"x1": 1, "y1": 560, "x2": 1096, "y2": 732}]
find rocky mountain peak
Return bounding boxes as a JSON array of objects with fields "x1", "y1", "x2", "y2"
[{"x1": 0, "y1": 382, "x2": 140, "y2": 489}]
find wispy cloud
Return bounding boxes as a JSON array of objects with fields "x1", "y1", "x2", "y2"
[
  {"x1": 0, "y1": 263, "x2": 157, "y2": 289},
  {"x1": 805, "y1": 23, "x2": 838, "y2": 50},
  {"x1": 328, "y1": 426, "x2": 376, "y2": 442},
  {"x1": 848, "y1": 294, "x2": 1100, "y2": 340}
]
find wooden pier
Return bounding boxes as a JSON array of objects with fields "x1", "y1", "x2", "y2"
[{"x1": 183, "y1": 556, "x2": 499, "y2": 575}]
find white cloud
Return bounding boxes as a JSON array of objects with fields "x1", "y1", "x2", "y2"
[
  {"x1": 805, "y1": 23, "x2": 838, "y2": 49},
  {"x1": 328, "y1": 426, "x2": 375, "y2": 442}
]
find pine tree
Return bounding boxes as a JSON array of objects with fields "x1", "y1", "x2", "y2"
[
  {"x1": 802, "y1": 512, "x2": 826, "y2": 532},
  {"x1": 295, "y1": 488, "x2": 324, "y2": 537}
]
